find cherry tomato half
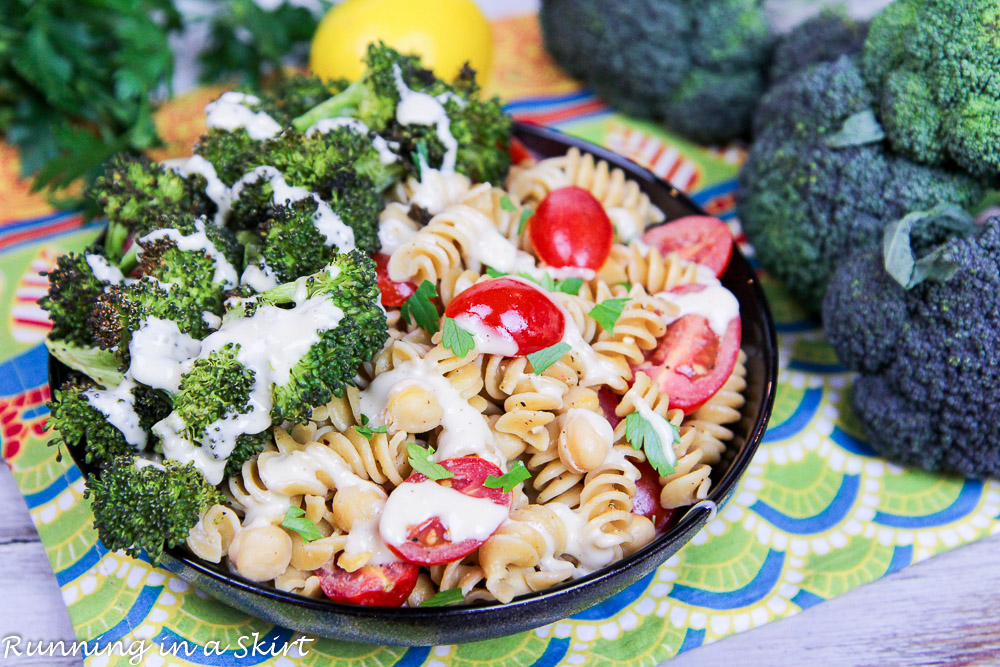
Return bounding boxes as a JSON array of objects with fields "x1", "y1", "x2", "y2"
[
  {"x1": 530, "y1": 186, "x2": 614, "y2": 271},
  {"x1": 642, "y1": 216, "x2": 734, "y2": 278},
  {"x1": 374, "y1": 253, "x2": 417, "y2": 307},
  {"x1": 631, "y1": 459, "x2": 679, "y2": 532},
  {"x1": 598, "y1": 386, "x2": 622, "y2": 430},
  {"x1": 444, "y1": 277, "x2": 565, "y2": 356},
  {"x1": 508, "y1": 137, "x2": 534, "y2": 165},
  {"x1": 383, "y1": 457, "x2": 511, "y2": 566},
  {"x1": 317, "y1": 561, "x2": 418, "y2": 607},
  {"x1": 634, "y1": 285, "x2": 741, "y2": 414}
]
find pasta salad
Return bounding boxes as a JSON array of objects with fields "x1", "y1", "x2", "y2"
[{"x1": 186, "y1": 148, "x2": 746, "y2": 607}]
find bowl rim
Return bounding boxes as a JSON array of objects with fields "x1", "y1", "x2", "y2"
[{"x1": 49, "y1": 120, "x2": 778, "y2": 626}]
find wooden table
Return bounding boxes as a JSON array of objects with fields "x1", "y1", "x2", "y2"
[{"x1": 3, "y1": 463, "x2": 1000, "y2": 666}]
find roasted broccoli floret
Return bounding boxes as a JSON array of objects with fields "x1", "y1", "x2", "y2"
[
  {"x1": 260, "y1": 73, "x2": 351, "y2": 120},
  {"x1": 89, "y1": 218, "x2": 239, "y2": 359},
  {"x1": 91, "y1": 154, "x2": 215, "y2": 261},
  {"x1": 539, "y1": 0, "x2": 772, "y2": 144},
  {"x1": 292, "y1": 42, "x2": 511, "y2": 184},
  {"x1": 85, "y1": 456, "x2": 222, "y2": 563},
  {"x1": 823, "y1": 215, "x2": 1000, "y2": 477},
  {"x1": 769, "y1": 9, "x2": 868, "y2": 84},
  {"x1": 861, "y1": 0, "x2": 1000, "y2": 181},
  {"x1": 248, "y1": 200, "x2": 341, "y2": 284},
  {"x1": 154, "y1": 251, "x2": 386, "y2": 483},
  {"x1": 47, "y1": 376, "x2": 171, "y2": 464},
  {"x1": 737, "y1": 56, "x2": 984, "y2": 313},
  {"x1": 40, "y1": 250, "x2": 123, "y2": 347}
]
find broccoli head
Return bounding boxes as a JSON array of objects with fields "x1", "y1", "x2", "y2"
[
  {"x1": 861, "y1": 0, "x2": 1000, "y2": 181},
  {"x1": 47, "y1": 376, "x2": 170, "y2": 464},
  {"x1": 85, "y1": 456, "x2": 222, "y2": 563},
  {"x1": 539, "y1": 0, "x2": 772, "y2": 144},
  {"x1": 91, "y1": 154, "x2": 215, "y2": 260},
  {"x1": 737, "y1": 56, "x2": 983, "y2": 312},
  {"x1": 769, "y1": 10, "x2": 868, "y2": 84},
  {"x1": 823, "y1": 216, "x2": 1000, "y2": 478},
  {"x1": 259, "y1": 73, "x2": 350, "y2": 121},
  {"x1": 249, "y1": 200, "x2": 341, "y2": 284},
  {"x1": 40, "y1": 250, "x2": 122, "y2": 347}
]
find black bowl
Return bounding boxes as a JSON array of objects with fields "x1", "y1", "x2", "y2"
[{"x1": 50, "y1": 122, "x2": 777, "y2": 646}]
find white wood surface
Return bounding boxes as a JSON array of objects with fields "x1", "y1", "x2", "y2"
[{"x1": 3, "y1": 462, "x2": 1000, "y2": 666}]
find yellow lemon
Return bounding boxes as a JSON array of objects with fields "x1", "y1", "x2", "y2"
[{"x1": 310, "y1": 0, "x2": 493, "y2": 83}]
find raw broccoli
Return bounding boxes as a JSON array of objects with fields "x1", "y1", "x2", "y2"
[
  {"x1": 91, "y1": 154, "x2": 215, "y2": 261},
  {"x1": 737, "y1": 56, "x2": 983, "y2": 312},
  {"x1": 47, "y1": 376, "x2": 171, "y2": 464},
  {"x1": 823, "y1": 215, "x2": 1000, "y2": 477},
  {"x1": 292, "y1": 42, "x2": 512, "y2": 184},
  {"x1": 84, "y1": 456, "x2": 222, "y2": 563},
  {"x1": 153, "y1": 250, "x2": 387, "y2": 483},
  {"x1": 769, "y1": 10, "x2": 868, "y2": 84},
  {"x1": 861, "y1": 0, "x2": 1000, "y2": 181},
  {"x1": 539, "y1": 0, "x2": 772, "y2": 144}
]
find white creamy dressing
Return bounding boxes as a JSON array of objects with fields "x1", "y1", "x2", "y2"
[
  {"x1": 231, "y1": 166, "x2": 356, "y2": 251},
  {"x1": 406, "y1": 168, "x2": 471, "y2": 215},
  {"x1": 240, "y1": 262, "x2": 281, "y2": 292},
  {"x1": 138, "y1": 218, "x2": 239, "y2": 288},
  {"x1": 202, "y1": 311, "x2": 222, "y2": 330},
  {"x1": 392, "y1": 64, "x2": 459, "y2": 174},
  {"x1": 85, "y1": 254, "x2": 124, "y2": 285},
  {"x1": 205, "y1": 92, "x2": 282, "y2": 140},
  {"x1": 655, "y1": 280, "x2": 739, "y2": 337},
  {"x1": 306, "y1": 117, "x2": 399, "y2": 165},
  {"x1": 153, "y1": 295, "x2": 344, "y2": 484},
  {"x1": 379, "y1": 481, "x2": 509, "y2": 546},
  {"x1": 83, "y1": 377, "x2": 147, "y2": 449},
  {"x1": 607, "y1": 207, "x2": 643, "y2": 243},
  {"x1": 451, "y1": 313, "x2": 519, "y2": 357},
  {"x1": 163, "y1": 156, "x2": 233, "y2": 226},
  {"x1": 631, "y1": 395, "x2": 678, "y2": 468},
  {"x1": 546, "y1": 502, "x2": 619, "y2": 573},
  {"x1": 358, "y1": 358, "x2": 502, "y2": 467},
  {"x1": 128, "y1": 318, "x2": 201, "y2": 393}
]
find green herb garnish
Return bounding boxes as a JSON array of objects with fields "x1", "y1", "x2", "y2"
[
  {"x1": 484, "y1": 461, "x2": 531, "y2": 493},
  {"x1": 526, "y1": 342, "x2": 572, "y2": 374},
  {"x1": 281, "y1": 506, "x2": 323, "y2": 543}
]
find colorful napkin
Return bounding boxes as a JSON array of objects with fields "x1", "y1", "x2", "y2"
[{"x1": 3, "y1": 14, "x2": 999, "y2": 666}]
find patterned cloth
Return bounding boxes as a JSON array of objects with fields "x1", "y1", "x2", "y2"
[{"x1": 3, "y1": 14, "x2": 998, "y2": 667}]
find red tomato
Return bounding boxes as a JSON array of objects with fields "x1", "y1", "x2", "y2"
[
  {"x1": 385, "y1": 457, "x2": 511, "y2": 566},
  {"x1": 631, "y1": 460, "x2": 679, "y2": 532},
  {"x1": 598, "y1": 386, "x2": 622, "y2": 429},
  {"x1": 635, "y1": 284, "x2": 741, "y2": 414},
  {"x1": 507, "y1": 137, "x2": 534, "y2": 165},
  {"x1": 642, "y1": 216, "x2": 734, "y2": 278},
  {"x1": 316, "y1": 561, "x2": 418, "y2": 607},
  {"x1": 529, "y1": 186, "x2": 613, "y2": 270},
  {"x1": 444, "y1": 277, "x2": 565, "y2": 356},
  {"x1": 374, "y1": 253, "x2": 417, "y2": 307}
]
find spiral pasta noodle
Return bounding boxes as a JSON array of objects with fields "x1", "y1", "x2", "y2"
[{"x1": 596, "y1": 243, "x2": 702, "y2": 294}]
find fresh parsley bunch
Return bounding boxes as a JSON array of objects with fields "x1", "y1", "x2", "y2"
[{"x1": 0, "y1": 0, "x2": 182, "y2": 193}]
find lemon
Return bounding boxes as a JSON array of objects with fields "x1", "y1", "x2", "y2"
[{"x1": 310, "y1": 0, "x2": 493, "y2": 83}]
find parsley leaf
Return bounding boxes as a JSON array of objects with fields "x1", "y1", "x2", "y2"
[
  {"x1": 527, "y1": 342, "x2": 572, "y2": 374},
  {"x1": 486, "y1": 266, "x2": 506, "y2": 279},
  {"x1": 419, "y1": 587, "x2": 465, "y2": 607},
  {"x1": 281, "y1": 506, "x2": 323, "y2": 543},
  {"x1": 554, "y1": 277, "x2": 584, "y2": 295},
  {"x1": 442, "y1": 317, "x2": 476, "y2": 357},
  {"x1": 400, "y1": 280, "x2": 440, "y2": 335},
  {"x1": 484, "y1": 461, "x2": 531, "y2": 493},
  {"x1": 500, "y1": 195, "x2": 516, "y2": 212},
  {"x1": 355, "y1": 423, "x2": 388, "y2": 439},
  {"x1": 625, "y1": 412, "x2": 678, "y2": 476},
  {"x1": 407, "y1": 443, "x2": 455, "y2": 481},
  {"x1": 589, "y1": 298, "x2": 630, "y2": 333},
  {"x1": 517, "y1": 208, "x2": 534, "y2": 236}
]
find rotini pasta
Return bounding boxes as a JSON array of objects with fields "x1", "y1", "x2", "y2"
[{"x1": 187, "y1": 149, "x2": 748, "y2": 609}]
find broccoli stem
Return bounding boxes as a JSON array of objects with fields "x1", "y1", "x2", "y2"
[{"x1": 291, "y1": 78, "x2": 367, "y2": 133}]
